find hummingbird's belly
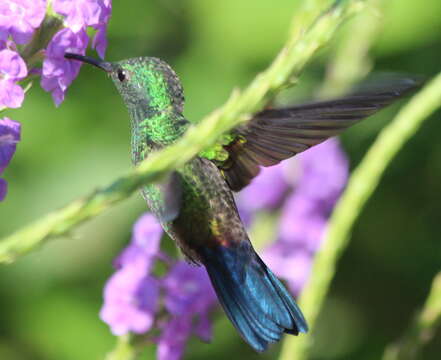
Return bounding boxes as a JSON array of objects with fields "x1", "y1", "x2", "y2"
[{"x1": 147, "y1": 157, "x2": 248, "y2": 263}]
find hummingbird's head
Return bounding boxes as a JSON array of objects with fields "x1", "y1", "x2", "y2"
[{"x1": 64, "y1": 53, "x2": 185, "y2": 114}]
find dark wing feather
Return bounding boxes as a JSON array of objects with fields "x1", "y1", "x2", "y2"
[{"x1": 218, "y1": 79, "x2": 420, "y2": 191}]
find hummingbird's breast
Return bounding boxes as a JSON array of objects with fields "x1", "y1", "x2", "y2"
[
  {"x1": 143, "y1": 157, "x2": 248, "y2": 263},
  {"x1": 131, "y1": 110, "x2": 247, "y2": 262}
]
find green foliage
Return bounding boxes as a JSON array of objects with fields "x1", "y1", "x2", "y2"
[
  {"x1": 1, "y1": 1, "x2": 441, "y2": 359},
  {"x1": 0, "y1": 0, "x2": 363, "y2": 264}
]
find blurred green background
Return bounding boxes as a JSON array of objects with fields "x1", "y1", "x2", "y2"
[{"x1": 1, "y1": 0, "x2": 441, "y2": 359}]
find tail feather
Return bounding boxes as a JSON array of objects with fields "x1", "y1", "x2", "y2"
[{"x1": 200, "y1": 241, "x2": 308, "y2": 352}]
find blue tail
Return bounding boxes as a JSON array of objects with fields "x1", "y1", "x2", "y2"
[{"x1": 200, "y1": 241, "x2": 308, "y2": 352}]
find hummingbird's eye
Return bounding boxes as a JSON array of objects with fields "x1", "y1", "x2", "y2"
[{"x1": 117, "y1": 69, "x2": 126, "y2": 82}]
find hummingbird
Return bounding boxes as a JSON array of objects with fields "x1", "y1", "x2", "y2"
[{"x1": 65, "y1": 52, "x2": 418, "y2": 352}]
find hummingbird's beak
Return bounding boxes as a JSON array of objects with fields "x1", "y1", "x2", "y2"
[{"x1": 64, "y1": 53, "x2": 113, "y2": 72}]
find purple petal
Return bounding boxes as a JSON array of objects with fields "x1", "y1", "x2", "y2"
[
  {"x1": 41, "y1": 28, "x2": 89, "y2": 106},
  {"x1": 132, "y1": 213, "x2": 163, "y2": 254},
  {"x1": 278, "y1": 194, "x2": 327, "y2": 251},
  {"x1": 296, "y1": 139, "x2": 348, "y2": 203},
  {"x1": 53, "y1": 0, "x2": 112, "y2": 33},
  {"x1": 9, "y1": 20, "x2": 34, "y2": 45},
  {"x1": 277, "y1": 140, "x2": 348, "y2": 250},
  {"x1": 65, "y1": 2, "x2": 100, "y2": 33},
  {"x1": 163, "y1": 261, "x2": 216, "y2": 316},
  {"x1": 261, "y1": 139, "x2": 348, "y2": 295},
  {"x1": 285, "y1": 252, "x2": 312, "y2": 295},
  {"x1": 0, "y1": 0, "x2": 46, "y2": 45},
  {"x1": 194, "y1": 314, "x2": 212, "y2": 342},
  {"x1": 157, "y1": 316, "x2": 192, "y2": 360},
  {"x1": 0, "y1": 80, "x2": 25, "y2": 108},
  {"x1": 0, "y1": 30, "x2": 6, "y2": 43},
  {"x1": 101, "y1": 212, "x2": 164, "y2": 335},
  {"x1": 51, "y1": 0, "x2": 74, "y2": 15},
  {"x1": 92, "y1": 24, "x2": 108, "y2": 59},
  {"x1": 236, "y1": 205, "x2": 253, "y2": 228},
  {"x1": 236, "y1": 163, "x2": 290, "y2": 212},
  {"x1": 262, "y1": 244, "x2": 312, "y2": 296},
  {"x1": 100, "y1": 258, "x2": 159, "y2": 335},
  {"x1": 157, "y1": 262, "x2": 216, "y2": 358},
  {"x1": 0, "y1": 39, "x2": 18, "y2": 52},
  {"x1": 23, "y1": 0, "x2": 47, "y2": 28},
  {"x1": 0, "y1": 117, "x2": 20, "y2": 174},
  {"x1": 0, "y1": 49, "x2": 27, "y2": 80},
  {"x1": 113, "y1": 244, "x2": 143, "y2": 270},
  {"x1": 235, "y1": 162, "x2": 293, "y2": 226},
  {"x1": 0, "y1": 50, "x2": 27, "y2": 105},
  {"x1": 113, "y1": 213, "x2": 163, "y2": 269},
  {"x1": 0, "y1": 178, "x2": 7, "y2": 201}
]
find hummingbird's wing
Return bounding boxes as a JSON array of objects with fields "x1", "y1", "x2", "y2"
[{"x1": 203, "y1": 78, "x2": 420, "y2": 191}]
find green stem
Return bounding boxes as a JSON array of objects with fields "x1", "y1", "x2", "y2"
[
  {"x1": 287, "y1": 0, "x2": 334, "y2": 45},
  {"x1": 0, "y1": 0, "x2": 363, "y2": 264},
  {"x1": 319, "y1": 0, "x2": 384, "y2": 97},
  {"x1": 382, "y1": 272, "x2": 441, "y2": 360},
  {"x1": 105, "y1": 335, "x2": 136, "y2": 360},
  {"x1": 20, "y1": 14, "x2": 63, "y2": 66},
  {"x1": 279, "y1": 70, "x2": 441, "y2": 360}
]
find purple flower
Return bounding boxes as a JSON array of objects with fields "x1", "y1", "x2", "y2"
[
  {"x1": 237, "y1": 164, "x2": 290, "y2": 212},
  {"x1": 0, "y1": 117, "x2": 20, "y2": 173},
  {"x1": 100, "y1": 214, "x2": 163, "y2": 336},
  {"x1": 236, "y1": 164, "x2": 291, "y2": 225},
  {"x1": 0, "y1": 178, "x2": 7, "y2": 201},
  {"x1": 41, "y1": 28, "x2": 89, "y2": 106},
  {"x1": 100, "y1": 260, "x2": 160, "y2": 335},
  {"x1": 0, "y1": 0, "x2": 47, "y2": 45},
  {"x1": 114, "y1": 213, "x2": 163, "y2": 269},
  {"x1": 53, "y1": 0, "x2": 112, "y2": 32},
  {"x1": 156, "y1": 310, "x2": 214, "y2": 360},
  {"x1": 194, "y1": 312, "x2": 213, "y2": 342},
  {"x1": 278, "y1": 194, "x2": 328, "y2": 251},
  {"x1": 263, "y1": 244, "x2": 312, "y2": 296},
  {"x1": 0, "y1": 49, "x2": 27, "y2": 108},
  {"x1": 0, "y1": 117, "x2": 20, "y2": 201},
  {"x1": 0, "y1": 1, "x2": 113, "y2": 109},
  {"x1": 153, "y1": 261, "x2": 216, "y2": 360},
  {"x1": 102, "y1": 213, "x2": 217, "y2": 359},
  {"x1": 276, "y1": 139, "x2": 348, "y2": 252},
  {"x1": 157, "y1": 316, "x2": 193, "y2": 360},
  {"x1": 157, "y1": 261, "x2": 216, "y2": 359},
  {"x1": 269, "y1": 140, "x2": 347, "y2": 294},
  {"x1": 158, "y1": 261, "x2": 217, "y2": 360},
  {"x1": 41, "y1": 0, "x2": 112, "y2": 105},
  {"x1": 236, "y1": 139, "x2": 348, "y2": 295},
  {"x1": 92, "y1": 23, "x2": 107, "y2": 58},
  {"x1": 53, "y1": 0, "x2": 111, "y2": 57},
  {"x1": 295, "y1": 138, "x2": 348, "y2": 203},
  {"x1": 163, "y1": 262, "x2": 216, "y2": 317},
  {"x1": 0, "y1": 39, "x2": 17, "y2": 51}
]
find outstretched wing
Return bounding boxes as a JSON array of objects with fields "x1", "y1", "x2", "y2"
[{"x1": 203, "y1": 78, "x2": 420, "y2": 191}]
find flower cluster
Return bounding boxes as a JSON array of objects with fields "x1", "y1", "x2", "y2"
[
  {"x1": 236, "y1": 140, "x2": 347, "y2": 294},
  {"x1": 158, "y1": 262, "x2": 216, "y2": 359},
  {"x1": 101, "y1": 139, "x2": 348, "y2": 359},
  {"x1": 100, "y1": 213, "x2": 216, "y2": 360},
  {"x1": 42, "y1": 0, "x2": 112, "y2": 105},
  {"x1": 0, "y1": 117, "x2": 20, "y2": 201},
  {"x1": 0, "y1": 0, "x2": 112, "y2": 201},
  {"x1": 0, "y1": 48, "x2": 28, "y2": 109}
]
